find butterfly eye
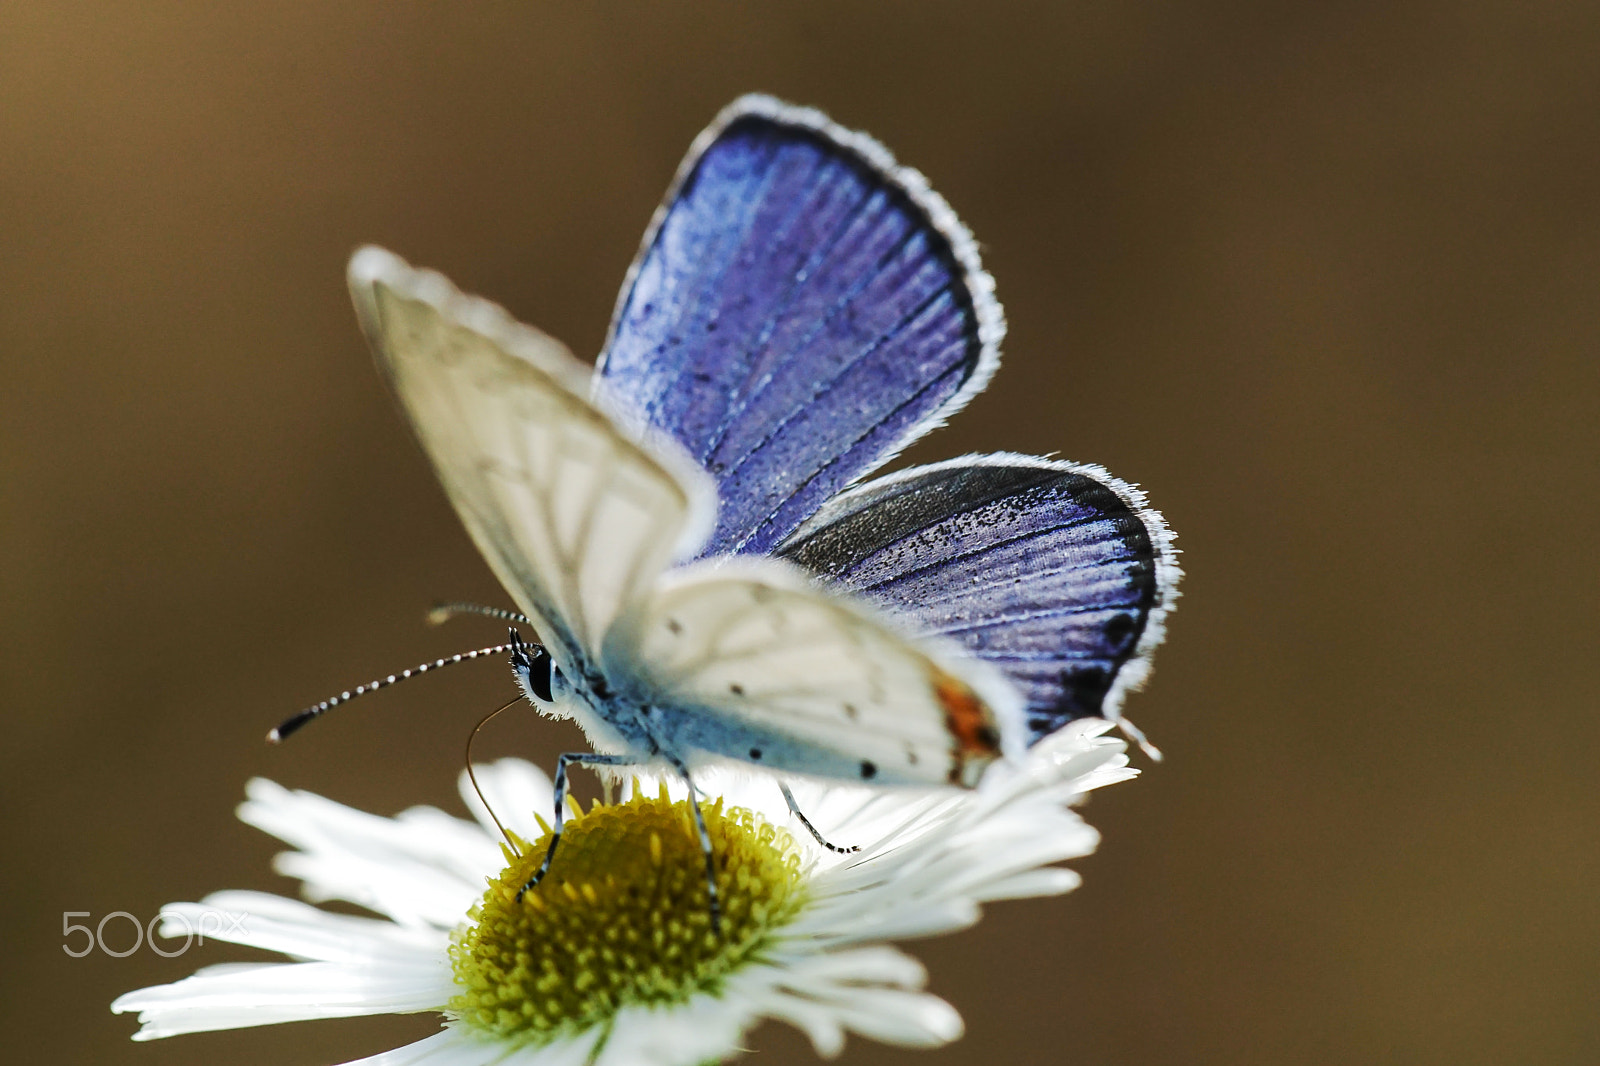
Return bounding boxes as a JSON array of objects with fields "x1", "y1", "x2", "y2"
[
  {"x1": 533, "y1": 656, "x2": 559, "y2": 703},
  {"x1": 509, "y1": 629, "x2": 556, "y2": 704}
]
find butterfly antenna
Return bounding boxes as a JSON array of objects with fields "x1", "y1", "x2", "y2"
[
  {"x1": 267, "y1": 642, "x2": 518, "y2": 743},
  {"x1": 428, "y1": 602, "x2": 534, "y2": 627},
  {"x1": 464, "y1": 695, "x2": 527, "y2": 855}
]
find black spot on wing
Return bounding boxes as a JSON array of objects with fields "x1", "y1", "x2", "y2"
[
  {"x1": 1104, "y1": 612, "x2": 1137, "y2": 652},
  {"x1": 1058, "y1": 666, "x2": 1111, "y2": 718}
]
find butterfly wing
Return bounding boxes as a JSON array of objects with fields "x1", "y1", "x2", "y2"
[
  {"x1": 608, "y1": 558, "x2": 1025, "y2": 787},
  {"x1": 595, "y1": 94, "x2": 1003, "y2": 558},
  {"x1": 347, "y1": 247, "x2": 716, "y2": 676},
  {"x1": 776, "y1": 454, "x2": 1180, "y2": 744}
]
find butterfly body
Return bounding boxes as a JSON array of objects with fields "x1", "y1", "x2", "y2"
[
  {"x1": 339, "y1": 96, "x2": 1179, "y2": 909},
  {"x1": 505, "y1": 559, "x2": 1013, "y2": 788}
]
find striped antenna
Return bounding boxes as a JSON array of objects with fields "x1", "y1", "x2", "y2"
[
  {"x1": 268, "y1": 642, "x2": 517, "y2": 743},
  {"x1": 428, "y1": 602, "x2": 533, "y2": 627}
]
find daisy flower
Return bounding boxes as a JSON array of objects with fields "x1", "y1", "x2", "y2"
[{"x1": 113, "y1": 721, "x2": 1135, "y2": 1065}]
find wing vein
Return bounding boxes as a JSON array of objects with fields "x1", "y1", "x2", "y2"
[
  {"x1": 714, "y1": 265, "x2": 953, "y2": 483},
  {"x1": 637, "y1": 138, "x2": 789, "y2": 423},
  {"x1": 925, "y1": 601, "x2": 1143, "y2": 637},
  {"x1": 699, "y1": 184, "x2": 907, "y2": 461},
  {"x1": 851, "y1": 515, "x2": 1136, "y2": 595},
  {"x1": 726, "y1": 358, "x2": 968, "y2": 554}
]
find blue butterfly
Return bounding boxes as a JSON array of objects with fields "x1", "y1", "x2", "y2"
[{"x1": 324, "y1": 96, "x2": 1178, "y2": 923}]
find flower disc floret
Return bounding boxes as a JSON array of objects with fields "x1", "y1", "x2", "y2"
[{"x1": 448, "y1": 784, "x2": 805, "y2": 1044}]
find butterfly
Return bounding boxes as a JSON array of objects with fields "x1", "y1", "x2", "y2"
[{"x1": 322, "y1": 95, "x2": 1178, "y2": 925}]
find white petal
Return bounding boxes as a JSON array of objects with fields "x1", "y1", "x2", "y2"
[
  {"x1": 458, "y1": 757, "x2": 556, "y2": 841},
  {"x1": 335, "y1": 1026, "x2": 601, "y2": 1066},
  {"x1": 772, "y1": 946, "x2": 928, "y2": 989},
  {"x1": 239, "y1": 778, "x2": 493, "y2": 925},
  {"x1": 152, "y1": 893, "x2": 445, "y2": 962},
  {"x1": 746, "y1": 989, "x2": 846, "y2": 1057},
  {"x1": 789, "y1": 897, "x2": 980, "y2": 943},
  {"x1": 811, "y1": 987, "x2": 964, "y2": 1047},
  {"x1": 273, "y1": 848, "x2": 481, "y2": 929},
  {"x1": 594, "y1": 993, "x2": 753, "y2": 1066},
  {"x1": 894, "y1": 831, "x2": 1096, "y2": 900},
  {"x1": 972, "y1": 866, "x2": 1082, "y2": 900},
  {"x1": 395, "y1": 805, "x2": 519, "y2": 873},
  {"x1": 242, "y1": 780, "x2": 492, "y2": 878},
  {"x1": 334, "y1": 1029, "x2": 465, "y2": 1066},
  {"x1": 113, "y1": 958, "x2": 453, "y2": 1038},
  {"x1": 187, "y1": 962, "x2": 281, "y2": 979},
  {"x1": 499, "y1": 1028, "x2": 606, "y2": 1066}
]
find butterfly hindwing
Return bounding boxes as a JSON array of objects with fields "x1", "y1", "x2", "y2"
[
  {"x1": 595, "y1": 94, "x2": 1003, "y2": 559},
  {"x1": 776, "y1": 454, "x2": 1180, "y2": 744},
  {"x1": 348, "y1": 247, "x2": 715, "y2": 675},
  {"x1": 610, "y1": 558, "x2": 1025, "y2": 786}
]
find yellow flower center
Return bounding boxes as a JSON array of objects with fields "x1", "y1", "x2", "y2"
[{"x1": 448, "y1": 784, "x2": 806, "y2": 1045}]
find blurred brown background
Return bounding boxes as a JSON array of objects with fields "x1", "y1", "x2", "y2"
[{"x1": 5, "y1": 2, "x2": 1598, "y2": 1064}]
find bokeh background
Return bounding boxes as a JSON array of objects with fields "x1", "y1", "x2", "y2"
[{"x1": 5, "y1": 3, "x2": 1598, "y2": 1064}]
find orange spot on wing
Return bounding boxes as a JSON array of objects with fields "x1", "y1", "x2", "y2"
[{"x1": 932, "y1": 668, "x2": 1003, "y2": 785}]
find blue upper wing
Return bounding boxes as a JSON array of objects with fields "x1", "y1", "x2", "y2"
[
  {"x1": 594, "y1": 95, "x2": 1003, "y2": 558},
  {"x1": 776, "y1": 455, "x2": 1180, "y2": 745}
]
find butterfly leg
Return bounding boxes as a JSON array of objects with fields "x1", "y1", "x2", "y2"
[
  {"x1": 778, "y1": 781, "x2": 860, "y2": 855},
  {"x1": 661, "y1": 752, "x2": 722, "y2": 936},
  {"x1": 516, "y1": 752, "x2": 643, "y2": 902},
  {"x1": 1113, "y1": 715, "x2": 1164, "y2": 762}
]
